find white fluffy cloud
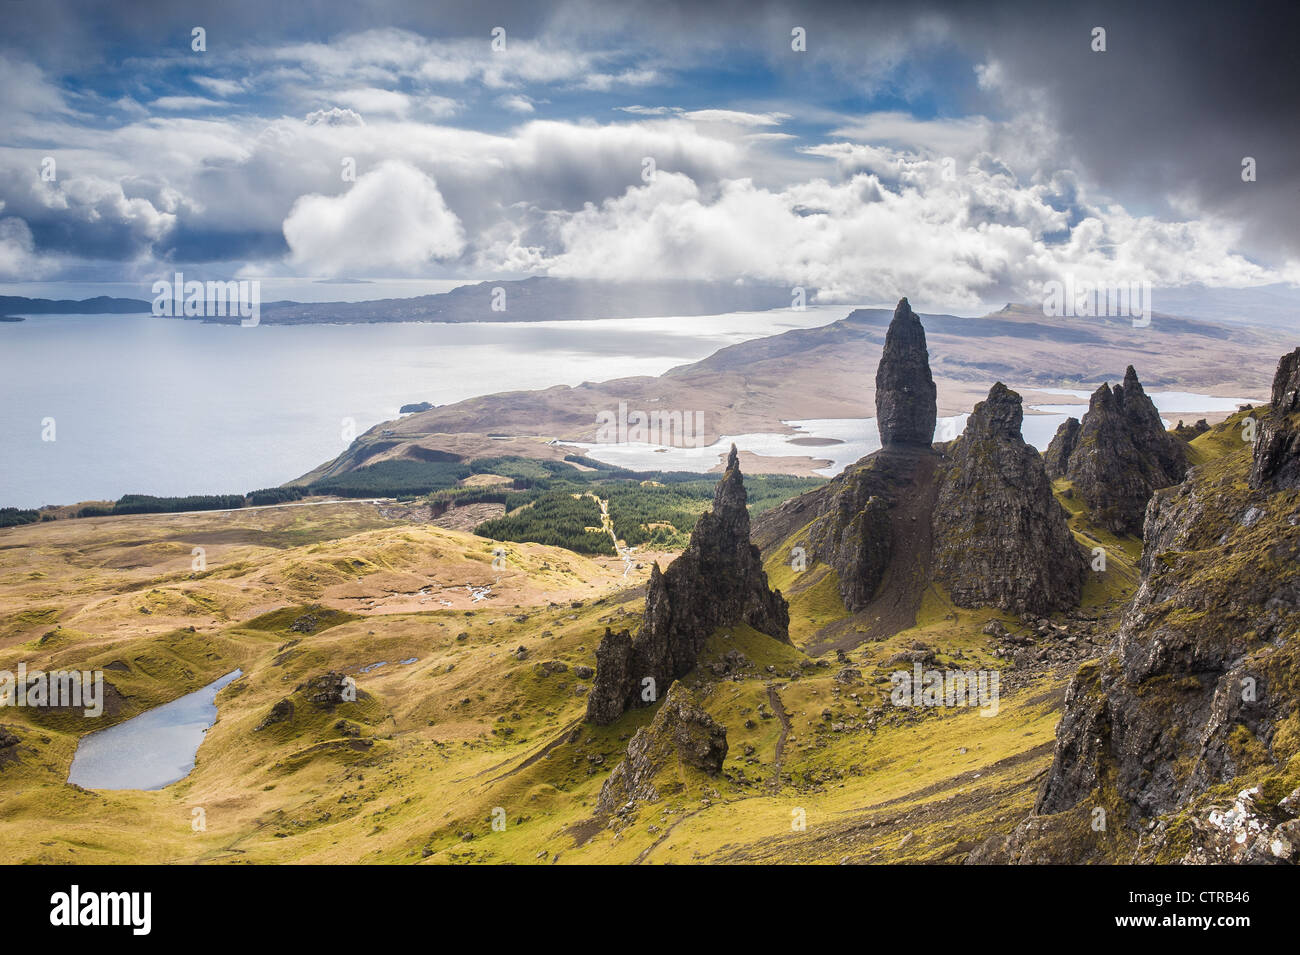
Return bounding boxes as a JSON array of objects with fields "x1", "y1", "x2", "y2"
[
  {"x1": 305, "y1": 107, "x2": 364, "y2": 127},
  {"x1": 282, "y1": 160, "x2": 465, "y2": 276},
  {"x1": 536, "y1": 155, "x2": 1278, "y2": 311},
  {"x1": 0, "y1": 216, "x2": 52, "y2": 280},
  {"x1": 1, "y1": 27, "x2": 1294, "y2": 303}
]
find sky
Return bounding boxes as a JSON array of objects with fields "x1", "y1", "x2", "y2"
[{"x1": 1, "y1": 0, "x2": 1297, "y2": 312}]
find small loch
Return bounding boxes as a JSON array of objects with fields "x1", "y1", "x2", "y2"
[{"x1": 67, "y1": 669, "x2": 242, "y2": 791}]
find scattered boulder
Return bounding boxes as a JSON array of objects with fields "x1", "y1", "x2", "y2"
[
  {"x1": 1179, "y1": 787, "x2": 1300, "y2": 864},
  {"x1": 255, "y1": 698, "x2": 294, "y2": 730},
  {"x1": 296, "y1": 672, "x2": 354, "y2": 708},
  {"x1": 289, "y1": 612, "x2": 319, "y2": 634},
  {"x1": 0, "y1": 725, "x2": 20, "y2": 765}
]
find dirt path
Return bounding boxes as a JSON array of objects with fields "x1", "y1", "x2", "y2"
[
  {"x1": 581, "y1": 492, "x2": 636, "y2": 576},
  {"x1": 767, "y1": 684, "x2": 791, "y2": 791}
]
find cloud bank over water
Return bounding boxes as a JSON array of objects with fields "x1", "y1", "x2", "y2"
[{"x1": 0, "y1": 1, "x2": 1295, "y2": 310}]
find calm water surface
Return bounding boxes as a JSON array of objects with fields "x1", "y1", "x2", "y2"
[
  {"x1": 1, "y1": 309, "x2": 839, "y2": 507},
  {"x1": 67, "y1": 669, "x2": 242, "y2": 791}
]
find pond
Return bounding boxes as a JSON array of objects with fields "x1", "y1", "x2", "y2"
[{"x1": 66, "y1": 669, "x2": 242, "y2": 791}]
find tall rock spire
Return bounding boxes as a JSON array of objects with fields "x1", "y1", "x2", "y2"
[
  {"x1": 586, "y1": 444, "x2": 789, "y2": 725},
  {"x1": 875, "y1": 297, "x2": 937, "y2": 448}
]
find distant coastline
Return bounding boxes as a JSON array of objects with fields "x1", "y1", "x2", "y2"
[{"x1": 0, "y1": 278, "x2": 797, "y2": 327}]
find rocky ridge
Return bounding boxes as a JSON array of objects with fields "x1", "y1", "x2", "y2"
[
  {"x1": 596, "y1": 681, "x2": 728, "y2": 814},
  {"x1": 972, "y1": 349, "x2": 1300, "y2": 865},
  {"x1": 771, "y1": 301, "x2": 1083, "y2": 623}
]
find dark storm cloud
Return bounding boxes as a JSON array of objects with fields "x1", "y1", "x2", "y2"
[
  {"x1": 541, "y1": 0, "x2": 1300, "y2": 262},
  {"x1": 7, "y1": 0, "x2": 1287, "y2": 257},
  {"x1": 1, "y1": 0, "x2": 1294, "y2": 275}
]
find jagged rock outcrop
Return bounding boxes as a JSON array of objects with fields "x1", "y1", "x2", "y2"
[
  {"x1": 931, "y1": 383, "x2": 1084, "y2": 615},
  {"x1": 975, "y1": 354, "x2": 1300, "y2": 863},
  {"x1": 1172, "y1": 418, "x2": 1210, "y2": 441},
  {"x1": 1060, "y1": 366, "x2": 1188, "y2": 535},
  {"x1": 255, "y1": 698, "x2": 295, "y2": 731},
  {"x1": 297, "y1": 671, "x2": 355, "y2": 707},
  {"x1": 584, "y1": 627, "x2": 634, "y2": 727},
  {"x1": 1248, "y1": 346, "x2": 1300, "y2": 489},
  {"x1": 875, "y1": 297, "x2": 937, "y2": 448},
  {"x1": 596, "y1": 682, "x2": 727, "y2": 813},
  {"x1": 1043, "y1": 417, "x2": 1079, "y2": 480},
  {"x1": 806, "y1": 449, "x2": 923, "y2": 611},
  {"x1": 586, "y1": 446, "x2": 789, "y2": 724},
  {"x1": 794, "y1": 298, "x2": 940, "y2": 613}
]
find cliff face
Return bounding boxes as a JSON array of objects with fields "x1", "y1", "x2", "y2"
[
  {"x1": 1249, "y1": 346, "x2": 1300, "y2": 490},
  {"x1": 585, "y1": 446, "x2": 789, "y2": 725},
  {"x1": 806, "y1": 449, "x2": 927, "y2": 612},
  {"x1": 976, "y1": 350, "x2": 1300, "y2": 864},
  {"x1": 1043, "y1": 417, "x2": 1080, "y2": 480},
  {"x1": 1060, "y1": 366, "x2": 1188, "y2": 535},
  {"x1": 932, "y1": 383, "x2": 1084, "y2": 615},
  {"x1": 875, "y1": 298, "x2": 937, "y2": 448}
]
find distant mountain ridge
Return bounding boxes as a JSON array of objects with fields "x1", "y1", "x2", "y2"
[
  {"x1": 0, "y1": 295, "x2": 150, "y2": 317},
  {"x1": 244, "y1": 277, "x2": 796, "y2": 325},
  {"x1": 0, "y1": 277, "x2": 796, "y2": 324}
]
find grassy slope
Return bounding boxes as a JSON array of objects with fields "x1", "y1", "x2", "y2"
[{"x1": 0, "y1": 420, "x2": 1238, "y2": 862}]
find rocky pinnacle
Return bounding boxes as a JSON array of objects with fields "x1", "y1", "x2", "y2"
[
  {"x1": 931, "y1": 383, "x2": 1084, "y2": 615},
  {"x1": 1060, "y1": 365, "x2": 1188, "y2": 535},
  {"x1": 585, "y1": 444, "x2": 789, "y2": 725},
  {"x1": 875, "y1": 297, "x2": 937, "y2": 448}
]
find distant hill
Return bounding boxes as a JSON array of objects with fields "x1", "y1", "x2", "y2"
[
  {"x1": 296, "y1": 299, "x2": 1288, "y2": 486},
  {"x1": 0, "y1": 295, "x2": 150, "y2": 317},
  {"x1": 1, "y1": 278, "x2": 797, "y2": 325},
  {"x1": 250, "y1": 277, "x2": 797, "y2": 325}
]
